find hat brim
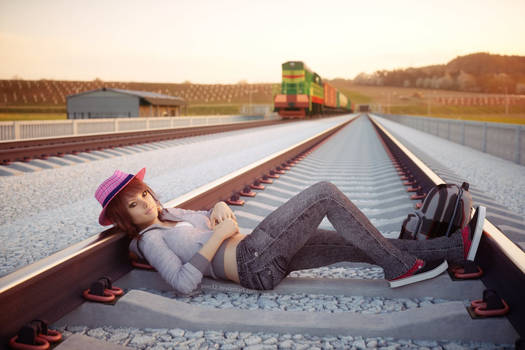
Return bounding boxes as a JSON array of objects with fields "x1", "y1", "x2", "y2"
[{"x1": 98, "y1": 167, "x2": 146, "y2": 226}]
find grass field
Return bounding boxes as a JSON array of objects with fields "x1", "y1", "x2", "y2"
[
  {"x1": 0, "y1": 106, "x2": 243, "y2": 120},
  {"x1": 1, "y1": 84, "x2": 523, "y2": 124},
  {"x1": 0, "y1": 113, "x2": 67, "y2": 121},
  {"x1": 338, "y1": 88, "x2": 373, "y2": 105},
  {"x1": 186, "y1": 103, "x2": 242, "y2": 116},
  {"x1": 338, "y1": 85, "x2": 525, "y2": 125}
]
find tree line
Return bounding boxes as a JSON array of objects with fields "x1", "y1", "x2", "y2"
[{"x1": 351, "y1": 53, "x2": 525, "y2": 94}]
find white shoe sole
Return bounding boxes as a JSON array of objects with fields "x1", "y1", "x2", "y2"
[
  {"x1": 389, "y1": 260, "x2": 448, "y2": 288},
  {"x1": 466, "y1": 206, "x2": 486, "y2": 261}
]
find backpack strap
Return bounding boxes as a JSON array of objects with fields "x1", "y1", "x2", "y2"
[
  {"x1": 136, "y1": 238, "x2": 145, "y2": 259},
  {"x1": 445, "y1": 186, "x2": 463, "y2": 237},
  {"x1": 130, "y1": 236, "x2": 147, "y2": 261}
]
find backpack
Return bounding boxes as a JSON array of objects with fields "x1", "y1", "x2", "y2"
[{"x1": 399, "y1": 182, "x2": 472, "y2": 240}]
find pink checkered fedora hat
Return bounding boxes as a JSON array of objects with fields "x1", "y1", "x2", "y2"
[{"x1": 95, "y1": 168, "x2": 146, "y2": 225}]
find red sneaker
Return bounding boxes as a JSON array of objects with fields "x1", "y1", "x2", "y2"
[
  {"x1": 389, "y1": 259, "x2": 448, "y2": 288},
  {"x1": 462, "y1": 206, "x2": 486, "y2": 261}
]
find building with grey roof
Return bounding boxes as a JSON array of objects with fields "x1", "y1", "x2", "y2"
[{"x1": 66, "y1": 87, "x2": 186, "y2": 119}]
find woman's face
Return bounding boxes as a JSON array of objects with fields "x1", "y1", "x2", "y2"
[{"x1": 124, "y1": 189, "x2": 160, "y2": 229}]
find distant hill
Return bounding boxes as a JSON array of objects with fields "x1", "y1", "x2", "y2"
[
  {"x1": 0, "y1": 80, "x2": 278, "y2": 109},
  {"x1": 352, "y1": 53, "x2": 525, "y2": 94},
  {"x1": 447, "y1": 53, "x2": 525, "y2": 75}
]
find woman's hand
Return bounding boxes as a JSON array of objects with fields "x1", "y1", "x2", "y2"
[
  {"x1": 213, "y1": 217, "x2": 239, "y2": 241},
  {"x1": 210, "y1": 201, "x2": 237, "y2": 228},
  {"x1": 198, "y1": 217, "x2": 239, "y2": 264}
]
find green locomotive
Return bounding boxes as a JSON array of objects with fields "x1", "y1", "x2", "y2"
[{"x1": 274, "y1": 61, "x2": 353, "y2": 118}]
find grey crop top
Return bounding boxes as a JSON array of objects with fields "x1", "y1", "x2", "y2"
[
  {"x1": 175, "y1": 221, "x2": 228, "y2": 280},
  {"x1": 128, "y1": 207, "x2": 229, "y2": 294}
]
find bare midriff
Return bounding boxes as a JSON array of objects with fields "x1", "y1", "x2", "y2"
[{"x1": 223, "y1": 233, "x2": 246, "y2": 283}]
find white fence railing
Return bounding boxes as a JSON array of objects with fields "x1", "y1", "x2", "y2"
[
  {"x1": 0, "y1": 114, "x2": 278, "y2": 142},
  {"x1": 375, "y1": 114, "x2": 525, "y2": 165}
]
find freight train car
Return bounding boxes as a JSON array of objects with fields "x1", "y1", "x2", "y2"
[{"x1": 274, "y1": 61, "x2": 353, "y2": 118}]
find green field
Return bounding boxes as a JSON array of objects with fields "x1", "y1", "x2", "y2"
[
  {"x1": 338, "y1": 88, "x2": 373, "y2": 105},
  {"x1": 0, "y1": 106, "x2": 243, "y2": 120},
  {"x1": 337, "y1": 85, "x2": 525, "y2": 125},
  {"x1": 0, "y1": 113, "x2": 67, "y2": 121},
  {"x1": 186, "y1": 103, "x2": 242, "y2": 116},
  {"x1": 1, "y1": 83, "x2": 524, "y2": 125},
  {"x1": 386, "y1": 104, "x2": 525, "y2": 124}
]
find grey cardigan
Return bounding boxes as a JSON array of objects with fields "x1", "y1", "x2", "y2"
[{"x1": 129, "y1": 207, "x2": 217, "y2": 294}]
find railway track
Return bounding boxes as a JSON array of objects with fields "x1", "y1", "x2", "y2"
[
  {"x1": 0, "y1": 119, "x2": 282, "y2": 165},
  {"x1": 1, "y1": 114, "x2": 523, "y2": 349}
]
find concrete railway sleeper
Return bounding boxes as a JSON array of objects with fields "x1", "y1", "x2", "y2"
[{"x1": 1, "y1": 114, "x2": 523, "y2": 349}]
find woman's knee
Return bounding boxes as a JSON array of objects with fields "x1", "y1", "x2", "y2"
[
  {"x1": 311, "y1": 181, "x2": 338, "y2": 193},
  {"x1": 310, "y1": 181, "x2": 340, "y2": 198}
]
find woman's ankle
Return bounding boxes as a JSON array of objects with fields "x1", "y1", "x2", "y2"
[{"x1": 383, "y1": 256, "x2": 418, "y2": 280}]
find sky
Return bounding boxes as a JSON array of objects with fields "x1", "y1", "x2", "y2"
[{"x1": 1, "y1": 0, "x2": 524, "y2": 84}]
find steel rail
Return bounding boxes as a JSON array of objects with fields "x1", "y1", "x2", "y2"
[
  {"x1": 369, "y1": 114, "x2": 525, "y2": 337},
  {"x1": 0, "y1": 116, "x2": 355, "y2": 346},
  {"x1": 0, "y1": 119, "x2": 283, "y2": 164},
  {"x1": 369, "y1": 115, "x2": 525, "y2": 273}
]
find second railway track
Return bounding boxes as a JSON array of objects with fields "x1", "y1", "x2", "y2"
[
  {"x1": 0, "y1": 119, "x2": 283, "y2": 165},
  {"x1": 1, "y1": 114, "x2": 523, "y2": 349}
]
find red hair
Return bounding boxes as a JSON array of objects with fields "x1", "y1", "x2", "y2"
[{"x1": 105, "y1": 178, "x2": 163, "y2": 239}]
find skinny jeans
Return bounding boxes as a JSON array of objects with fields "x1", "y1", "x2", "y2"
[{"x1": 236, "y1": 181, "x2": 464, "y2": 290}]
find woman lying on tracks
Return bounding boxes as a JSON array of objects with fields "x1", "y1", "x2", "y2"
[{"x1": 95, "y1": 168, "x2": 485, "y2": 294}]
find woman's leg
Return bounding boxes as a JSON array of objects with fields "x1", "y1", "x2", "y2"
[
  {"x1": 237, "y1": 181, "x2": 424, "y2": 290},
  {"x1": 287, "y1": 229, "x2": 374, "y2": 271},
  {"x1": 390, "y1": 232, "x2": 464, "y2": 267},
  {"x1": 288, "y1": 228, "x2": 465, "y2": 272}
]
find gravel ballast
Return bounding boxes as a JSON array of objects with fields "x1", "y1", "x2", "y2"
[{"x1": 58, "y1": 326, "x2": 513, "y2": 350}]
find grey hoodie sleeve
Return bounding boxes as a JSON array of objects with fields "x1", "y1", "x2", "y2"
[{"x1": 139, "y1": 231, "x2": 210, "y2": 294}]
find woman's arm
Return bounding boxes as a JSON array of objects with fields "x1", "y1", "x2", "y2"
[
  {"x1": 198, "y1": 217, "x2": 239, "y2": 261},
  {"x1": 140, "y1": 218, "x2": 239, "y2": 294},
  {"x1": 140, "y1": 233, "x2": 205, "y2": 294}
]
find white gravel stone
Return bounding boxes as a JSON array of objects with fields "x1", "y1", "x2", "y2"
[
  {"x1": 245, "y1": 335, "x2": 263, "y2": 345},
  {"x1": 279, "y1": 339, "x2": 295, "y2": 349},
  {"x1": 263, "y1": 337, "x2": 278, "y2": 345},
  {"x1": 245, "y1": 345, "x2": 276, "y2": 350},
  {"x1": 86, "y1": 327, "x2": 109, "y2": 339},
  {"x1": 129, "y1": 334, "x2": 156, "y2": 347},
  {"x1": 107, "y1": 331, "x2": 130, "y2": 344},
  {"x1": 186, "y1": 330, "x2": 205, "y2": 338},
  {"x1": 354, "y1": 339, "x2": 366, "y2": 349},
  {"x1": 443, "y1": 343, "x2": 468, "y2": 350},
  {"x1": 205, "y1": 330, "x2": 225, "y2": 339},
  {"x1": 168, "y1": 329, "x2": 185, "y2": 337},
  {"x1": 366, "y1": 339, "x2": 378, "y2": 347},
  {"x1": 382, "y1": 345, "x2": 400, "y2": 350},
  {"x1": 225, "y1": 331, "x2": 239, "y2": 339},
  {"x1": 415, "y1": 340, "x2": 439, "y2": 347}
]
